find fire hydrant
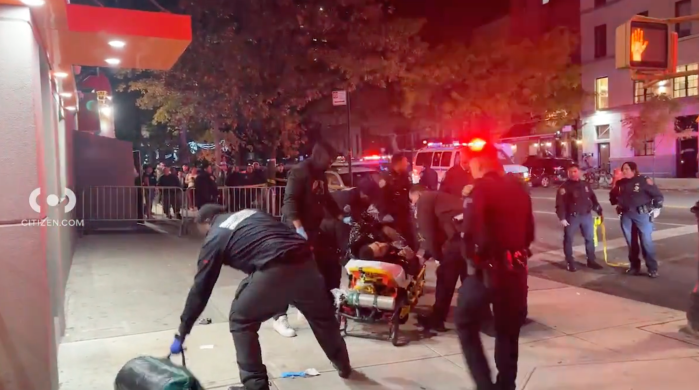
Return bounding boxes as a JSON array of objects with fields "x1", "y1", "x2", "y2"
[{"x1": 687, "y1": 201, "x2": 699, "y2": 335}]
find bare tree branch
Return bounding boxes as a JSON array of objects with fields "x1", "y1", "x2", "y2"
[{"x1": 148, "y1": 0, "x2": 170, "y2": 13}]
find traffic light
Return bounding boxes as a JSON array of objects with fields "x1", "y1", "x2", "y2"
[{"x1": 616, "y1": 16, "x2": 677, "y2": 72}]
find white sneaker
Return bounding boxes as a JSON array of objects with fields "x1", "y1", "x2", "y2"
[{"x1": 273, "y1": 315, "x2": 297, "y2": 337}]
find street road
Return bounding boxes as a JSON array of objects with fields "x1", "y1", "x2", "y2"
[{"x1": 529, "y1": 187, "x2": 698, "y2": 311}]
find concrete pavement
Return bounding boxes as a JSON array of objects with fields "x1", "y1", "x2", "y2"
[{"x1": 59, "y1": 233, "x2": 699, "y2": 389}]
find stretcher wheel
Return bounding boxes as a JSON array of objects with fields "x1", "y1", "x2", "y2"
[
  {"x1": 389, "y1": 315, "x2": 400, "y2": 346},
  {"x1": 336, "y1": 312, "x2": 348, "y2": 336}
]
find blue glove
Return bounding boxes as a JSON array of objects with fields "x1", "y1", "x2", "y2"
[
  {"x1": 342, "y1": 217, "x2": 352, "y2": 224},
  {"x1": 296, "y1": 226, "x2": 308, "y2": 240},
  {"x1": 170, "y1": 334, "x2": 184, "y2": 355}
]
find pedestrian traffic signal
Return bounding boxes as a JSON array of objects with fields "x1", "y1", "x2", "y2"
[{"x1": 616, "y1": 16, "x2": 677, "y2": 72}]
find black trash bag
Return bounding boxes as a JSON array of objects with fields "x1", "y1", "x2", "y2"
[{"x1": 114, "y1": 354, "x2": 204, "y2": 390}]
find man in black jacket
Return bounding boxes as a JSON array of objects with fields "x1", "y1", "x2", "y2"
[
  {"x1": 170, "y1": 205, "x2": 351, "y2": 390},
  {"x1": 440, "y1": 148, "x2": 474, "y2": 198},
  {"x1": 157, "y1": 167, "x2": 183, "y2": 219},
  {"x1": 274, "y1": 140, "x2": 344, "y2": 337},
  {"x1": 377, "y1": 153, "x2": 416, "y2": 249},
  {"x1": 410, "y1": 185, "x2": 465, "y2": 331},
  {"x1": 194, "y1": 163, "x2": 218, "y2": 209}
]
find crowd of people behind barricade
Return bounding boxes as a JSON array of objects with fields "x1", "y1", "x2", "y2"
[{"x1": 135, "y1": 161, "x2": 290, "y2": 220}]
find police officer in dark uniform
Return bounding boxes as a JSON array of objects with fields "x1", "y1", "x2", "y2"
[
  {"x1": 410, "y1": 185, "x2": 465, "y2": 331},
  {"x1": 610, "y1": 161, "x2": 664, "y2": 278},
  {"x1": 377, "y1": 153, "x2": 417, "y2": 250},
  {"x1": 419, "y1": 165, "x2": 439, "y2": 190},
  {"x1": 555, "y1": 164, "x2": 604, "y2": 272},
  {"x1": 440, "y1": 147, "x2": 474, "y2": 198},
  {"x1": 169, "y1": 205, "x2": 351, "y2": 390},
  {"x1": 456, "y1": 142, "x2": 534, "y2": 390}
]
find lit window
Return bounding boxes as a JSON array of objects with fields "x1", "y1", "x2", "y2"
[
  {"x1": 595, "y1": 77, "x2": 609, "y2": 110},
  {"x1": 634, "y1": 139, "x2": 655, "y2": 156},
  {"x1": 673, "y1": 63, "x2": 698, "y2": 98},
  {"x1": 634, "y1": 81, "x2": 651, "y2": 103},
  {"x1": 596, "y1": 124, "x2": 610, "y2": 140}
]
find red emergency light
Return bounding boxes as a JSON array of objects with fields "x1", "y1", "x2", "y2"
[{"x1": 467, "y1": 138, "x2": 486, "y2": 151}]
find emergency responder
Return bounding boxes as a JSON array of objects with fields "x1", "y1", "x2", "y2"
[
  {"x1": 440, "y1": 148, "x2": 474, "y2": 198},
  {"x1": 610, "y1": 161, "x2": 664, "y2": 278},
  {"x1": 456, "y1": 142, "x2": 534, "y2": 390},
  {"x1": 169, "y1": 205, "x2": 352, "y2": 390},
  {"x1": 377, "y1": 153, "x2": 417, "y2": 249},
  {"x1": 419, "y1": 165, "x2": 439, "y2": 190},
  {"x1": 409, "y1": 185, "x2": 465, "y2": 332},
  {"x1": 555, "y1": 164, "x2": 604, "y2": 272},
  {"x1": 274, "y1": 140, "x2": 344, "y2": 337}
]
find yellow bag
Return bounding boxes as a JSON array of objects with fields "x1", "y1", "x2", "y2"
[{"x1": 593, "y1": 216, "x2": 627, "y2": 268}]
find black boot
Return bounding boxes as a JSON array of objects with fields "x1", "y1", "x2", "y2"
[
  {"x1": 625, "y1": 267, "x2": 642, "y2": 276},
  {"x1": 587, "y1": 260, "x2": 603, "y2": 270},
  {"x1": 566, "y1": 262, "x2": 577, "y2": 272},
  {"x1": 333, "y1": 362, "x2": 352, "y2": 379}
]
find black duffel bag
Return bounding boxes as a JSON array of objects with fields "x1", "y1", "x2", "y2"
[{"x1": 115, "y1": 352, "x2": 204, "y2": 390}]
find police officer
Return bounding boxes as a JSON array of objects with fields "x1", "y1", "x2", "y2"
[
  {"x1": 456, "y1": 142, "x2": 534, "y2": 390},
  {"x1": 419, "y1": 165, "x2": 439, "y2": 190},
  {"x1": 274, "y1": 140, "x2": 344, "y2": 337},
  {"x1": 170, "y1": 205, "x2": 351, "y2": 390},
  {"x1": 410, "y1": 185, "x2": 465, "y2": 332},
  {"x1": 440, "y1": 147, "x2": 474, "y2": 198},
  {"x1": 377, "y1": 153, "x2": 417, "y2": 249},
  {"x1": 555, "y1": 164, "x2": 604, "y2": 272},
  {"x1": 610, "y1": 161, "x2": 664, "y2": 278}
]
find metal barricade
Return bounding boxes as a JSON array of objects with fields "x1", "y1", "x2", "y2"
[
  {"x1": 80, "y1": 186, "x2": 187, "y2": 236},
  {"x1": 217, "y1": 185, "x2": 285, "y2": 216}
]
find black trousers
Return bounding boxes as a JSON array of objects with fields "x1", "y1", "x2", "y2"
[
  {"x1": 455, "y1": 268, "x2": 528, "y2": 390},
  {"x1": 432, "y1": 239, "x2": 468, "y2": 323},
  {"x1": 230, "y1": 258, "x2": 350, "y2": 390},
  {"x1": 273, "y1": 229, "x2": 342, "y2": 320}
]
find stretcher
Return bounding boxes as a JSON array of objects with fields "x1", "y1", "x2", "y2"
[
  {"x1": 593, "y1": 216, "x2": 627, "y2": 268},
  {"x1": 333, "y1": 257, "x2": 426, "y2": 347}
]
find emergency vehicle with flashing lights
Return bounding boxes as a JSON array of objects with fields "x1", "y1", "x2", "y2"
[{"x1": 411, "y1": 140, "x2": 531, "y2": 185}]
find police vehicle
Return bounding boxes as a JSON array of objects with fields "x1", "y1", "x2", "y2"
[
  {"x1": 411, "y1": 140, "x2": 530, "y2": 185},
  {"x1": 326, "y1": 163, "x2": 382, "y2": 191}
]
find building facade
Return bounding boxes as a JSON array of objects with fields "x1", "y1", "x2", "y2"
[{"x1": 580, "y1": 0, "x2": 699, "y2": 177}]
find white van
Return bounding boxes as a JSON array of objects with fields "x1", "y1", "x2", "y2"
[{"x1": 411, "y1": 142, "x2": 530, "y2": 185}]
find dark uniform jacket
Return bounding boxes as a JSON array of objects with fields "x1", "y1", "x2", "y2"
[
  {"x1": 440, "y1": 165, "x2": 473, "y2": 198},
  {"x1": 415, "y1": 191, "x2": 463, "y2": 260},
  {"x1": 194, "y1": 170, "x2": 218, "y2": 208},
  {"x1": 463, "y1": 172, "x2": 535, "y2": 266},
  {"x1": 609, "y1": 175, "x2": 664, "y2": 212},
  {"x1": 419, "y1": 167, "x2": 439, "y2": 191},
  {"x1": 555, "y1": 179, "x2": 602, "y2": 221},
  {"x1": 178, "y1": 210, "x2": 310, "y2": 337},
  {"x1": 282, "y1": 142, "x2": 342, "y2": 232},
  {"x1": 377, "y1": 169, "x2": 412, "y2": 221}
]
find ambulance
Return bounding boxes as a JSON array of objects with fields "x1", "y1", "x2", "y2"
[{"x1": 411, "y1": 140, "x2": 530, "y2": 185}]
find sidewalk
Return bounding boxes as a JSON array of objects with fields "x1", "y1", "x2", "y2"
[{"x1": 58, "y1": 234, "x2": 699, "y2": 389}]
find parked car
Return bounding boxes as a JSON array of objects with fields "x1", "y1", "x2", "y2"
[
  {"x1": 523, "y1": 156, "x2": 575, "y2": 188},
  {"x1": 325, "y1": 165, "x2": 381, "y2": 191}
]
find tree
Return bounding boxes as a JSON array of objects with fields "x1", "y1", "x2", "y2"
[
  {"x1": 400, "y1": 27, "x2": 586, "y2": 139},
  {"x1": 121, "y1": 0, "x2": 426, "y2": 181},
  {"x1": 622, "y1": 94, "x2": 681, "y2": 153}
]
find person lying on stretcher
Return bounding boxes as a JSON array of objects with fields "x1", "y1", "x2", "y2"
[{"x1": 346, "y1": 210, "x2": 421, "y2": 276}]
